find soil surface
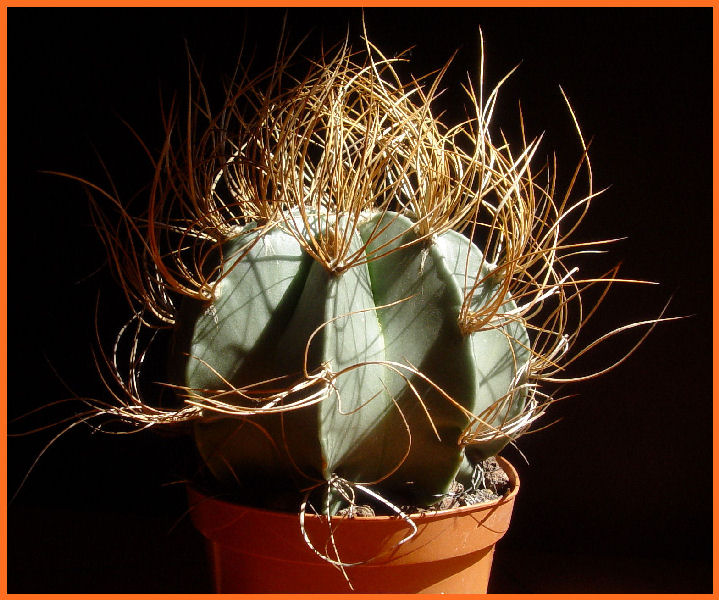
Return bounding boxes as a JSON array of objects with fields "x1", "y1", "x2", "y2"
[{"x1": 337, "y1": 457, "x2": 511, "y2": 517}]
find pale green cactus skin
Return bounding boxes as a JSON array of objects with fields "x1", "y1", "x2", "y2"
[{"x1": 171, "y1": 211, "x2": 530, "y2": 511}]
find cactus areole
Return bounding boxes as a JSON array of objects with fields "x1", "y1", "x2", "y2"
[{"x1": 171, "y1": 210, "x2": 530, "y2": 512}]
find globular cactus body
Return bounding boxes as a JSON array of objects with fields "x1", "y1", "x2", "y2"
[
  {"x1": 62, "y1": 33, "x2": 641, "y2": 522},
  {"x1": 173, "y1": 210, "x2": 530, "y2": 511}
]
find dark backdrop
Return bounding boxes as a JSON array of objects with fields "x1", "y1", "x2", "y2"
[{"x1": 8, "y1": 7, "x2": 712, "y2": 593}]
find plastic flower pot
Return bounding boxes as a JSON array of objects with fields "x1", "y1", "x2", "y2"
[{"x1": 187, "y1": 457, "x2": 519, "y2": 593}]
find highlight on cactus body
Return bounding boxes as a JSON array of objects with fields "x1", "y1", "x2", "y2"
[{"x1": 60, "y1": 33, "x2": 660, "y2": 515}]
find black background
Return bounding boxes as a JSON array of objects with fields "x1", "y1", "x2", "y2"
[{"x1": 8, "y1": 7, "x2": 712, "y2": 593}]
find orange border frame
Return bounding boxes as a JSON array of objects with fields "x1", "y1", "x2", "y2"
[
  {"x1": 0, "y1": 0, "x2": 718, "y2": 5},
  {"x1": 0, "y1": 3, "x2": 716, "y2": 600},
  {"x1": 1, "y1": 2, "x2": 8, "y2": 598}
]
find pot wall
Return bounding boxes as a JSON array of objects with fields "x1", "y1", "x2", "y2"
[{"x1": 187, "y1": 457, "x2": 519, "y2": 593}]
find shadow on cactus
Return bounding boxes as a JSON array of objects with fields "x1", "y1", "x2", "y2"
[{"x1": 43, "y1": 34, "x2": 667, "y2": 517}]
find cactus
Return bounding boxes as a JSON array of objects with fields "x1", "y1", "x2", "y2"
[{"x1": 71, "y1": 37, "x2": 654, "y2": 517}]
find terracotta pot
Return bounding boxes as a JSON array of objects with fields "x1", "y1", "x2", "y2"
[{"x1": 187, "y1": 457, "x2": 519, "y2": 593}]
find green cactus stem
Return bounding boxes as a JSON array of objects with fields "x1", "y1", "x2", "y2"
[{"x1": 172, "y1": 210, "x2": 530, "y2": 511}]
